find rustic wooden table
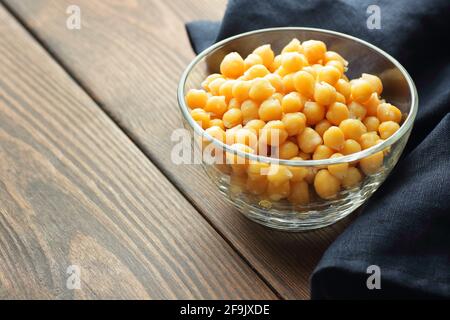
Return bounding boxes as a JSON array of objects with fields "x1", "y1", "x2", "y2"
[{"x1": 0, "y1": 0, "x2": 352, "y2": 299}]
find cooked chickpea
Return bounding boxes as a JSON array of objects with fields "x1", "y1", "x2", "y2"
[
  {"x1": 253, "y1": 44, "x2": 275, "y2": 68},
  {"x1": 222, "y1": 108, "x2": 243, "y2": 128},
  {"x1": 244, "y1": 53, "x2": 263, "y2": 70},
  {"x1": 232, "y1": 80, "x2": 252, "y2": 101},
  {"x1": 315, "y1": 120, "x2": 332, "y2": 138},
  {"x1": 303, "y1": 101, "x2": 326, "y2": 125},
  {"x1": 267, "y1": 180, "x2": 291, "y2": 201},
  {"x1": 282, "y1": 73, "x2": 296, "y2": 93},
  {"x1": 288, "y1": 157, "x2": 309, "y2": 182},
  {"x1": 326, "y1": 60, "x2": 345, "y2": 74},
  {"x1": 281, "y1": 52, "x2": 306, "y2": 73},
  {"x1": 378, "y1": 121, "x2": 400, "y2": 139},
  {"x1": 326, "y1": 102, "x2": 349, "y2": 125},
  {"x1": 377, "y1": 103, "x2": 402, "y2": 123},
  {"x1": 328, "y1": 153, "x2": 349, "y2": 179},
  {"x1": 191, "y1": 108, "x2": 210, "y2": 129},
  {"x1": 225, "y1": 124, "x2": 242, "y2": 145},
  {"x1": 341, "y1": 139, "x2": 362, "y2": 155},
  {"x1": 282, "y1": 112, "x2": 306, "y2": 136},
  {"x1": 247, "y1": 160, "x2": 270, "y2": 178},
  {"x1": 243, "y1": 64, "x2": 270, "y2": 80},
  {"x1": 245, "y1": 119, "x2": 266, "y2": 136},
  {"x1": 234, "y1": 128, "x2": 258, "y2": 149},
  {"x1": 302, "y1": 40, "x2": 326, "y2": 64},
  {"x1": 227, "y1": 143, "x2": 254, "y2": 175},
  {"x1": 314, "y1": 169, "x2": 341, "y2": 199},
  {"x1": 363, "y1": 116, "x2": 380, "y2": 132},
  {"x1": 270, "y1": 55, "x2": 282, "y2": 72},
  {"x1": 278, "y1": 141, "x2": 299, "y2": 159},
  {"x1": 360, "y1": 151, "x2": 384, "y2": 175},
  {"x1": 201, "y1": 73, "x2": 223, "y2": 91},
  {"x1": 282, "y1": 38, "x2": 303, "y2": 54},
  {"x1": 281, "y1": 92, "x2": 304, "y2": 113},
  {"x1": 335, "y1": 78, "x2": 351, "y2": 100},
  {"x1": 264, "y1": 74, "x2": 284, "y2": 92},
  {"x1": 314, "y1": 81, "x2": 336, "y2": 106},
  {"x1": 249, "y1": 78, "x2": 275, "y2": 101},
  {"x1": 220, "y1": 52, "x2": 245, "y2": 79},
  {"x1": 363, "y1": 92, "x2": 380, "y2": 116},
  {"x1": 348, "y1": 101, "x2": 367, "y2": 120},
  {"x1": 267, "y1": 164, "x2": 293, "y2": 186},
  {"x1": 260, "y1": 120, "x2": 288, "y2": 146},
  {"x1": 339, "y1": 119, "x2": 367, "y2": 141},
  {"x1": 209, "y1": 77, "x2": 227, "y2": 96},
  {"x1": 246, "y1": 176, "x2": 268, "y2": 195},
  {"x1": 288, "y1": 181, "x2": 310, "y2": 205},
  {"x1": 318, "y1": 65, "x2": 341, "y2": 85},
  {"x1": 341, "y1": 167, "x2": 363, "y2": 188},
  {"x1": 293, "y1": 70, "x2": 315, "y2": 98},
  {"x1": 360, "y1": 132, "x2": 380, "y2": 149},
  {"x1": 209, "y1": 118, "x2": 225, "y2": 130},
  {"x1": 219, "y1": 80, "x2": 236, "y2": 102},
  {"x1": 351, "y1": 78, "x2": 373, "y2": 103},
  {"x1": 204, "y1": 96, "x2": 227, "y2": 118},
  {"x1": 313, "y1": 145, "x2": 334, "y2": 160},
  {"x1": 362, "y1": 73, "x2": 383, "y2": 95},
  {"x1": 259, "y1": 97, "x2": 283, "y2": 121},
  {"x1": 228, "y1": 98, "x2": 241, "y2": 110},
  {"x1": 298, "y1": 127, "x2": 323, "y2": 153},
  {"x1": 240, "y1": 99, "x2": 259, "y2": 124},
  {"x1": 324, "y1": 51, "x2": 348, "y2": 66},
  {"x1": 186, "y1": 89, "x2": 208, "y2": 109},
  {"x1": 204, "y1": 125, "x2": 226, "y2": 143},
  {"x1": 323, "y1": 126, "x2": 345, "y2": 151}
]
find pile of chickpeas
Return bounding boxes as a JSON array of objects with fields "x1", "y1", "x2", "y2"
[{"x1": 185, "y1": 39, "x2": 402, "y2": 204}]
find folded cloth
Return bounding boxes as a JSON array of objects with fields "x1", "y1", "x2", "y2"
[{"x1": 186, "y1": 0, "x2": 450, "y2": 299}]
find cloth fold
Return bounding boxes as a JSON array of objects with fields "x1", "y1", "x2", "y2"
[{"x1": 186, "y1": 0, "x2": 450, "y2": 299}]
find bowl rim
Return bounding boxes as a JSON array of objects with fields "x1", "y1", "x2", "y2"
[{"x1": 177, "y1": 27, "x2": 418, "y2": 166}]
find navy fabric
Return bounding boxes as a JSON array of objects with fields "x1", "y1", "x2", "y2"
[{"x1": 186, "y1": 0, "x2": 450, "y2": 299}]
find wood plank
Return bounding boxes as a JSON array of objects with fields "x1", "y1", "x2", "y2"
[
  {"x1": 3, "y1": 0, "x2": 354, "y2": 299},
  {"x1": 0, "y1": 5, "x2": 276, "y2": 299}
]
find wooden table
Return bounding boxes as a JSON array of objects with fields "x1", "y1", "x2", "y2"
[{"x1": 0, "y1": 0, "x2": 352, "y2": 299}]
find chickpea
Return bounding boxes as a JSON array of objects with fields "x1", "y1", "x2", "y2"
[
  {"x1": 348, "y1": 101, "x2": 367, "y2": 120},
  {"x1": 234, "y1": 128, "x2": 258, "y2": 149},
  {"x1": 335, "y1": 92, "x2": 346, "y2": 104},
  {"x1": 293, "y1": 70, "x2": 315, "y2": 98},
  {"x1": 270, "y1": 54, "x2": 282, "y2": 72},
  {"x1": 377, "y1": 103, "x2": 402, "y2": 123},
  {"x1": 288, "y1": 157, "x2": 309, "y2": 182},
  {"x1": 227, "y1": 143, "x2": 254, "y2": 175},
  {"x1": 240, "y1": 99, "x2": 259, "y2": 124},
  {"x1": 281, "y1": 92, "x2": 304, "y2": 113},
  {"x1": 209, "y1": 118, "x2": 225, "y2": 130},
  {"x1": 341, "y1": 167, "x2": 363, "y2": 188},
  {"x1": 191, "y1": 108, "x2": 210, "y2": 129},
  {"x1": 362, "y1": 73, "x2": 383, "y2": 95},
  {"x1": 204, "y1": 125, "x2": 226, "y2": 144},
  {"x1": 278, "y1": 141, "x2": 299, "y2": 159},
  {"x1": 264, "y1": 74, "x2": 284, "y2": 92},
  {"x1": 281, "y1": 52, "x2": 306, "y2": 73},
  {"x1": 378, "y1": 121, "x2": 400, "y2": 139},
  {"x1": 288, "y1": 181, "x2": 310, "y2": 205},
  {"x1": 204, "y1": 96, "x2": 227, "y2": 118},
  {"x1": 282, "y1": 38, "x2": 303, "y2": 54},
  {"x1": 282, "y1": 112, "x2": 306, "y2": 136},
  {"x1": 341, "y1": 139, "x2": 362, "y2": 155},
  {"x1": 243, "y1": 64, "x2": 270, "y2": 80},
  {"x1": 318, "y1": 65, "x2": 341, "y2": 85},
  {"x1": 253, "y1": 44, "x2": 275, "y2": 68},
  {"x1": 351, "y1": 78, "x2": 373, "y2": 103},
  {"x1": 328, "y1": 153, "x2": 349, "y2": 180},
  {"x1": 267, "y1": 164, "x2": 293, "y2": 186},
  {"x1": 324, "y1": 51, "x2": 348, "y2": 66},
  {"x1": 323, "y1": 126, "x2": 345, "y2": 151},
  {"x1": 304, "y1": 167, "x2": 318, "y2": 184},
  {"x1": 224, "y1": 124, "x2": 242, "y2": 145},
  {"x1": 315, "y1": 119, "x2": 332, "y2": 137},
  {"x1": 363, "y1": 116, "x2": 380, "y2": 132},
  {"x1": 313, "y1": 145, "x2": 334, "y2": 160},
  {"x1": 201, "y1": 73, "x2": 223, "y2": 91},
  {"x1": 360, "y1": 132, "x2": 380, "y2": 149},
  {"x1": 302, "y1": 40, "x2": 327, "y2": 64},
  {"x1": 232, "y1": 80, "x2": 252, "y2": 101},
  {"x1": 282, "y1": 73, "x2": 296, "y2": 93},
  {"x1": 339, "y1": 119, "x2": 367, "y2": 141},
  {"x1": 314, "y1": 81, "x2": 336, "y2": 106},
  {"x1": 209, "y1": 77, "x2": 227, "y2": 96},
  {"x1": 267, "y1": 180, "x2": 290, "y2": 201},
  {"x1": 326, "y1": 102, "x2": 349, "y2": 125},
  {"x1": 222, "y1": 108, "x2": 243, "y2": 128},
  {"x1": 259, "y1": 97, "x2": 283, "y2": 121},
  {"x1": 298, "y1": 127, "x2": 323, "y2": 153},
  {"x1": 335, "y1": 79, "x2": 351, "y2": 100},
  {"x1": 220, "y1": 52, "x2": 245, "y2": 79},
  {"x1": 326, "y1": 60, "x2": 345, "y2": 74},
  {"x1": 244, "y1": 53, "x2": 263, "y2": 70},
  {"x1": 298, "y1": 151, "x2": 311, "y2": 160},
  {"x1": 360, "y1": 151, "x2": 384, "y2": 175},
  {"x1": 303, "y1": 101, "x2": 326, "y2": 125},
  {"x1": 314, "y1": 169, "x2": 341, "y2": 199},
  {"x1": 260, "y1": 120, "x2": 288, "y2": 146},
  {"x1": 186, "y1": 89, "x2": 208, "y2": 109},
  {"x1": 247, "y1": 160, "x2": 270, "y2": 178},
  {"x1": 228, "y1": 98, "x2": 241, "y2": 110},
  {"x1": 244, "y1": 119, "x2": 266, "y2": 136},
  {"x1": 249, "y1": 78, "x2": 275, "y2": 101}
]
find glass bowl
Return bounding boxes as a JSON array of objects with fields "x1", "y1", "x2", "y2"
[{"x1": 177, "y1": 27, "x2": 418, "y2": 231}]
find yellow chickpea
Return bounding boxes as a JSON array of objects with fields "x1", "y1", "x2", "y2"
[
  {"x1": 314, "y1": 81, "x2": 336, "y2": 105},
  {"x1": 269, "y1": 54, "x2": 282, "y2": 72},
  {"x1": 243, "y1": 64, "x2": 270, "y2": 80},
  {"x1": 282, "y1": 38, "x2": 303, "y2": 54},
  {"x1": 339, "y1": 119, "x2": 367, "y2": 141},
  {"x1": 253, "y1": 44, "x2": 275, "y2": 68},
  {"x1": 232, "y1": 80, "x2": 252, "y2": 101},
  {"x1": 378, "y1": 121, "x2": 400, "y2": 139},
  {"x1": 249, "y1": 78, "x2": 275, "y2": 101},
  {"x1": 204, "y1": 125, "x2": 226, "y2": 143},
  {"x1": 326, "y1": 102, "x2": 349, "y2": 125},
  {"x1": 363, "y1": 116, "x2": 380, "y2": 132},
  {"x1": 186, "y1": 89, "x2": 208, "y2": 109},
  {"x1": 323, "y1": 126, "x2": 345, "y2": 151},
  {"x1": 271, "y1": 92, "x2": 283, "y2": 104},
  {"x1": 246, "y1": 176, "x2": 268, "y2": 195},
  {"x1": 335, "y1": 92, "x2": 346, "y2": 104},
  {"x1": 302, "y1": 40, "x2": 327, "y2": 64},
  {"x1": 314, "y1": 169, "x2": 341, "y2": 199},
  {"x1": 313, "y1": 145, "x2": 334, "y2": 160},
  {"x1": 224, "y1": 124, "x2": 242, "y2": 145},
  {"x1": 247, "y1": 160, "x2": 270, "y2": 178},
  {"x1": 303, "y1": 101, "x2": 326, "y2": 125},
  {"x1": 324, "y1": 51, "x2": 348, "y2": 66},
  {"x1": 298, "y1": 127, "x2": 323, "y2": 153},
  {"x1": 360, "y1": 132, "x2": 380, "y2": 149},
  {"x1": 281, "y1": 92, "x2": 304, "y2": 113},
  {"x1": 209, "y1": 118, "x2": 225, "y2": 130},
  {"x1": 191, "y1": 108, "x2": 210, "y2": 129},
  {"x1": 220, "y1": 52, "x2": 245, "y2": 79},
  {"x1": 288, "y1": 180, "x2": 310, "y2": 205},
  {"x1": 360, "y1": 151, "x2": 384, "y2": 175},
  {"x1": 218, "y1": 80, "x2": 236, "y2": 102},
  {"x1": 209, "y1": 77, "x2": 227, "y2": 96},
  {"x1": 282, "y1": 112, "x2": 306, "y2": 136},
  {"x1": 234, "y1": 128, "x2": 258, "y2": 149},
  {"x1": 328, "y1": 153, "x2": 349, "y2": 180},
  {"x1": 260, "y1": 120, "x2": 289, "y2": 146},
  {"x1": 245, "y1": 119, "x2": 266, "y2": 136},
  {"x1": 288, "y1": 157, "x2": 309, "y2": 182},
  {"x1": 244, "y1": 53, "x2": 263, "y2": 70},
  {"x1": 264, "y1": 74, "x2": 284, "y2": 92},
  {"x1": 348, "y1": 101, "x2": 367, "y2": 120},
  {"x1": 278, "y1": 141, "x2": 299, "y2": 159},
  {"x1": 341, "y1": 167, "x2": 363, "y2": 188},
  {"x1": 341, "y1": 139, "x2": 362, "y2": 155},
  {"x1": 201, "y1": 73, "x2": 223, "y2": 91},
  {"x1": 377, "y1": 103, "x2": 402, "y2": 123},
  {"x1": 204, "y1": 96, "x2": 227, "y2": 118},
  {"x1": 351, "y1": 78, "x2": 373, "y2": 103},
  {"x1": 362, "y1": 73, "x2": 383, "y2": 95},
  {"x1": 259, "y1": 97, "x2": 283, "y2": 121},
  {"x1": 267, "y1": 180, "x2": 291, "y2": 201},
  {"x1": 222, "y1": 108, "x2": 243, "y2": 128},
  {"x1": 326, "y1": 60, "x2": 345, "y2": 74},
  {"x1": 228, "y1": 98, "x2": 241, "y2": 110},
  {"x1": 267, "y1": 164, "x2": 293, "y2": 186},
  {"x1": 227, "y1": 143, "x2": 254, "y2": 175},
  {"x1": 318, "y1": 65, "x2": 341, "y2": 85},
  {"x1": 335, "y1": 78, "x2": 351, "y2": 100},
  {"x1": 282, "y1": 73, "x2": 296, "y2": 93},
  {"x1": 315, "y1": 119, "x2": 332, "y2": 137},
  {"x1": 298, "y1": 151, "x2": 311, "y2": 160},
  {"x1": 281, "y1": 52, "x2": 306, "y2": 73},
  {"x1": 293, "y1": 70, "x2": 315, "y2": 98},
  {"x1": 240, "y1": 99, "x2": 259, "y2": 124}
]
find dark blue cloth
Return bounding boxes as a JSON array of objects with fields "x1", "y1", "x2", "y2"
[{"x1": 186, "y1": 0, "x2": 450, "y2": 299}]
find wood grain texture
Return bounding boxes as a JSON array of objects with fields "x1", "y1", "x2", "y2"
[
  {"x1": 0, "y1": 5, "x2": 276, "y2": 299},
  {"x1": 2, "y1": 0, "x2": 355, "y2": 299}
]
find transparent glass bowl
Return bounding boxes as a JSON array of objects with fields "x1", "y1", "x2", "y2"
[{"x1": 177, "y1": 27, "x2": 418, "y2": 231}]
